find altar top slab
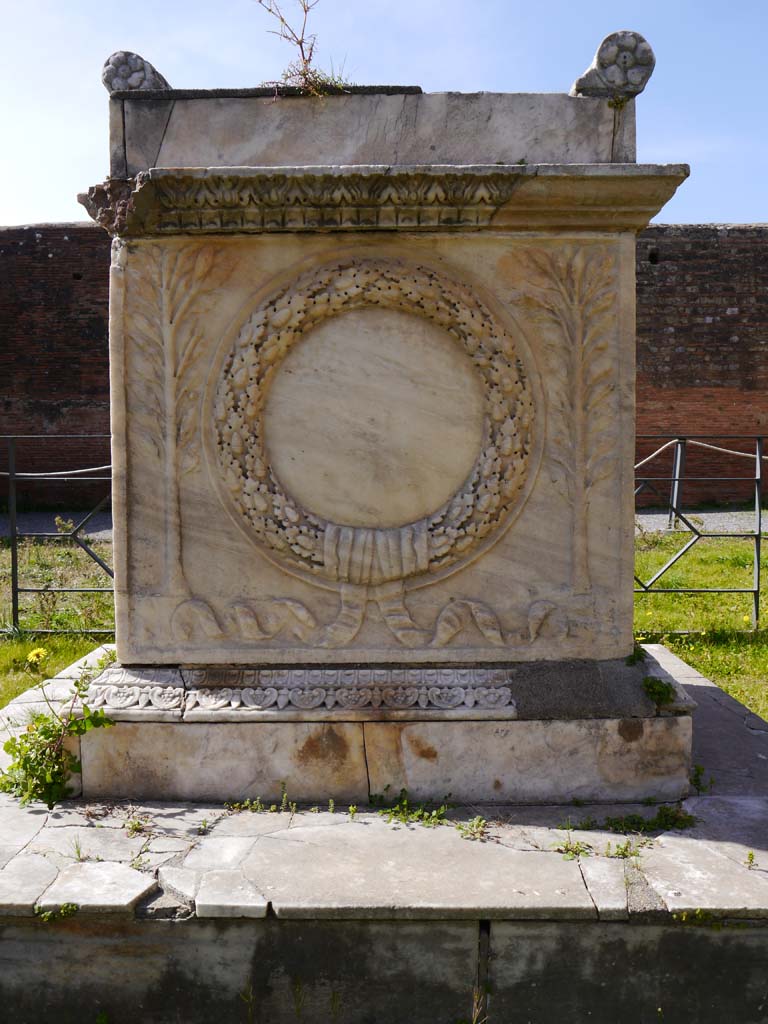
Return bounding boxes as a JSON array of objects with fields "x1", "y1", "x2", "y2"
[{"x1": 109, "y1": 90, "x2": 637, "y2": 178}]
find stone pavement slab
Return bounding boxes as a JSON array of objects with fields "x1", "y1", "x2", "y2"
[
  {"x1": 182, "y1": 835, "x2": 257, "y2": 871},
  {"x1": 578, "y1": 856, "x2": 628, "y2": 920},
  {"x1": 38, "y1": 861, "x2": 156, "y2": 913},
  {"x1": 647, "y1": 643, "x2": 768, "y2": 796},
  {"x1": 0, "y1": 854, "x2": 58, "y2": 915},
  {"x1": 239, "y1": 816, "x2": 595, "y2": 919},
  {"x1": 157, "y1": 865, "x2": 201, "y2": 903},
  {"x1": 0, "y1": 795, "x2": 763, "y2": 923},
  {"x1": 46, "y1": 644, "x2": 116, "y2": 679},
  {"x1": 26, "y1": 824, "x2": 148, "y2": 866},
  {"x1": 680, "y1": 794, "x2": 768, "y2": 871},
  {"x1": 641, "y1": 830, "x2": 768, "y2": 917},
  {"x1": 195, "y1": 869, "x2": 268, "y2": 918},
  {"x1": 0, "y1": 795, "x2": 48, "y2": 849}
]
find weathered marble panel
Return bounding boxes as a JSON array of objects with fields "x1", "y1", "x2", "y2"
[
  {"x1": 110, "y1": 225, "x2": 657, "y2": 666},
  {"x1": 78, "y1": 67, "x2": 691, "y2": 800}
]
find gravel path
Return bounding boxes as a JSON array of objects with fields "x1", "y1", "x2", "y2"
[
  {"x1": 1, "y1": 510, "x2": 762, "y2": 542},
  {"x1": 636, "y1": 509, "x2": 763, "y2": 535},
  {"x1": 0, "y1": 510, "x2": 113, "y2": 542}
]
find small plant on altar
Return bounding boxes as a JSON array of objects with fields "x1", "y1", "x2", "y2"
[
  {"x1": 553, "y1": 833, "x2": 592, "y2": 860},
  {"x1": 254, "y1": 0, "x2": 352, "y2": 96},
  {"x1": 376, "y1": 788, "x2": 449, "y2": 828},
  {"x1": 34, "y1": 902, "x2": 78, "y2": 923},
  {"x1": 642, "y1": 675, "x2": 676, "y2": 708}
]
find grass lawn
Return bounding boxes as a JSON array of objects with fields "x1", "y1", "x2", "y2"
[
  {"x1": 0, "y1": 634, "x2": 106, "y2": 709},
  {"x1": 0, "y1": 536, "x2": 115, "y2": 708},
  {"x1": 635, "y1": 529, "x2": 768, "y2": 721},
  {"x1": 0, "y1": 528, "x2": 766, "y2": 720}
]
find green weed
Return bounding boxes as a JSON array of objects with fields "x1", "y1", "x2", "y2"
[
  {"x1": 643, "y1": 675, "x2": 676, "y2": 707},
  {"x1": 34, "y1": 902, "x2": 78, "y2": 923},
  {"x1": 690, "y1": 764, "x2": 715, "y2": 795},
  {"x1": 603, "y1": 804, "x2": 696, "y2": 834},
  {"x1": 605, "y1": 837, "x2": 650, "y2": 858},
  {"x1": 0, "y1": 654, "x2": 115, "y2": 808},
  {"x1": 376, "y1": 788, "x2": 449, "y2": 828},
  {"x1": 553, "y1": 834, "x2": 592, "y2": 860},
  {"x1": 456, "y1": 816, "x2": 488, "y2": 841}
]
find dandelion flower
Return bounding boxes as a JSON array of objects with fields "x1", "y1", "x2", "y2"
[{"x1": 26, "y1": 647, "x2": 48, "y2": 668}]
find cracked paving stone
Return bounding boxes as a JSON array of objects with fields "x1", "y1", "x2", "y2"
[
  {"x1": 0, "y1": 795, "x2": 48, "y2": 849},
  {"x1": 38, "y1": 861, "x2": 157, "y2": 913},
  {"x1": 158, "y1": 866, "x2": 201, "y2": 903},
  {"x1": 0, "y1": 854, "x2": 59, "y2": 915},
  {"x1": 26, "y1": 824, "x2": 147, "y2": 865},
  {"x1": 195, "y1": 870, "x2": 267, "y2": 918},
  {"x1": 641, "y1": 833, "x2": 768, "y2": 917},
  {"x1": 240, "y1": 815, "x2": 595, "y2": 919},
  {"x1": 579, "y1": 856, "x2": 628, "y2": 920},
  {"x1": 182, "y1": 835, "x2": 256, "y2": 871}
]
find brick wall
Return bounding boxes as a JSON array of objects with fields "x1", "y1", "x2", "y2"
[
  {"x1": 636, "y1": 225, "x2": 768, "y2": 506},
  {"x1": 1, "y1": 222, "x2": 766, "y2": 509},
  {"x1": 0, "y1": 224, "x2": 112, "y2": 508}
]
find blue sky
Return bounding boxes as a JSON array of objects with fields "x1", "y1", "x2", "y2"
[{"x1": 1, "y1": 0, "x2": 766, "y2": 224}]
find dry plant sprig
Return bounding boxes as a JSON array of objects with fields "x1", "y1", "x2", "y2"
[
  {"x1": 257, "y1": 0, "x2": 318, "y2": 72},
  {"x1": 255, "y1": 0, "x2": 351, "y2": 95}
]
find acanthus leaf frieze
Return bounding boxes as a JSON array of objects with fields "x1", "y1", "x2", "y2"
[{"x1": 84, "y1": 665, "x2": 518, "y2": 715}]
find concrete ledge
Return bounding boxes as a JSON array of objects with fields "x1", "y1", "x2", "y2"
[{"x1": 1, "y1": 877, "x2": 768, "y2": 1024}]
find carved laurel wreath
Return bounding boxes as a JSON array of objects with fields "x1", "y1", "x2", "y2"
[{"x1": 213, "y1": 258, "x2": 534, "y2": 584}]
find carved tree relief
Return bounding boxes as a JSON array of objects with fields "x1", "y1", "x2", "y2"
[
  {"x1": 124, "y1": 243, "x2": 233, "y2": 600},
  {"x1": 515, "y1": 246, "x2": 618, "y2": 594}
]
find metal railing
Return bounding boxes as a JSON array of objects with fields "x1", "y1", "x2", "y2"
[
  {"x1": 2, "y1": 435, "x2": 114, "y2": 634},
  {"x1": 635, "y1": 435, "x2": 765, "y2": 627}
]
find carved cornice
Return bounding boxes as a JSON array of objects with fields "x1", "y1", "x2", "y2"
[
  {"x1": 136, "y1": 167, "x2": 522, "y2": 235},
  {"x1": 79, "y1": 164, "x2": 689, "y2": 236}
]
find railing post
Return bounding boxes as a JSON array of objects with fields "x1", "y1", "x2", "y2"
[
  {"x1": 668, "y1": 438, "x2": 686, "y2": 530},
  {"x1": 8, "y1": 438, "x2": 19, "y2": 631},
  {"x1": 753, "y1": 436, "x2": 763, "y2": 629}
]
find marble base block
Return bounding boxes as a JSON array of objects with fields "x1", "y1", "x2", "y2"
[
  {"x1": 78, "y1": 652, "x2": 694, "y2": 803},
  {"x1": 79, "y1": 714, "x2": 692, "y2": 804}
]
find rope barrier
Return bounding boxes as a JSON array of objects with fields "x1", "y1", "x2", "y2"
[{"x1": 0, "y1": 465, "x2": 112, "y2": 478}]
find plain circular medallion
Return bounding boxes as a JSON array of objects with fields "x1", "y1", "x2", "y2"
[{"x1": 263, "y1": 307, "x2": 485, "y2": 529}]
